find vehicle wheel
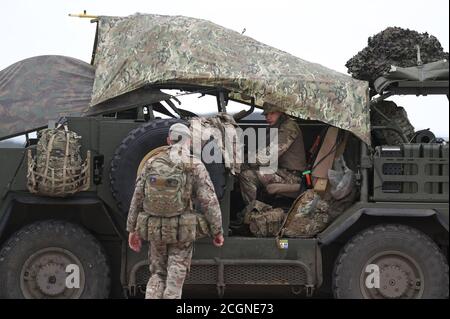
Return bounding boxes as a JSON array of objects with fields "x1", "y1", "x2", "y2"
[
  {"x1": 0, "y1": 220, "x2": 110, "y2": 299},
  {"x1": 333, "y1": 224, "x2": 448, "y2": 299},
  {"x1": 110, "y1": 119, "x2": 227, "y2": 215}
]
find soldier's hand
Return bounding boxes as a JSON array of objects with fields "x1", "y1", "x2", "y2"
[
  {"x1": 128, "y1": 232, "x2": 142, "y2": 252},
  {"x1": 213, "y1": 233, "x2": 224, "y2": 247}
]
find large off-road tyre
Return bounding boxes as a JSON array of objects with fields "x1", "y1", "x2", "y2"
[
  {"x1": 333, "y1": 224, "x2": 448, "y2": 299},
  {"x1": 110, "y1": 119, "x2": 227, "y2": 215},
  {"x1": 370, "y1": 100, "x2": 415, "y2": 145},
  {"x1": 0, "y1": 220, "x2": 111, "y2": 299}
]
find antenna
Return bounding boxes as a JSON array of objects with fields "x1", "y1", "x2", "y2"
[{"x1": 416, "y1": 45, "x2": 423, "y2": 66}]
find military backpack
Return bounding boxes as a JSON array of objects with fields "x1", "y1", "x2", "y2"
[
  {"x1": 27, "y1": 124, "x2": 90, "y2": 197},
  {"x1": 143, "y1": 150, "x2": 193, "y2": 217},
  {"x1": 136, "y1": 148, "x2": 210, "y2": 243}
]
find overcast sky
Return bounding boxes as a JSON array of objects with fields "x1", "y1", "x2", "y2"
[{"x1": 1, "y1": 0, "x2": 449, "y2": 137}]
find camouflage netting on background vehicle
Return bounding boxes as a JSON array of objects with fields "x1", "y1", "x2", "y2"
[
  {"x1": 91, "y1": 13, "x2": 371, "y2": 144},
  {"x1": 346, "y1": 27, "x2": 449, "y2": 85},
  {"x1": 0, "y1": 56, "x2": 94, "y2": 139}
]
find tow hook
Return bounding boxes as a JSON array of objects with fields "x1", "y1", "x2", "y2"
[
  {"x1": 291, "y1": 285, "x2": 315, "y2": 297},
  {"x1": 216, "y1": 283, "x2": 226, "y2": 298},
  {"x1": 305, "y1": 285, "x2": 315, "y2": 297}
]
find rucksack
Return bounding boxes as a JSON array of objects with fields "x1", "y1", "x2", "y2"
[
  {"x1": 243, "y1": 200, "x2": 286, "y2": 237},
  {"x1": 143, "y1": 150, "x2": 193, "y2": 217},
  {"x1": 27, "y1": 124, "x2": 90, "y2": 197},
  {"x1": 136, "y1": 148, "x2": 211, "y2": 243},
  {"x1": 281, "y1": 189, "x2": 330, "y2": 237}
]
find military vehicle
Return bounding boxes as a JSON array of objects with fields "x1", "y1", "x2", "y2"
[{"x1": 0, "y1": 14, "x2": 448, "y2": 299}]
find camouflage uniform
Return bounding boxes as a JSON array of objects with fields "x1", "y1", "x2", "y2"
[
  {"x1": 239, "y1": 114, "x2": 307, "y2": 205},
  {"x1": 127, "y1": 147, "x2": 223, "y2": 299},
  {"x1": 283, "y1": 189, "x2": 330, "y2": 237}
]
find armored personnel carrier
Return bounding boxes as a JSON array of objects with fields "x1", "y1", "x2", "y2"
[{"x1": 0, "y1": 14, "x2": 447, "y2": 299}]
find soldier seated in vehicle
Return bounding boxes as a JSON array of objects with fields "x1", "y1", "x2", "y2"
[{"x1": 233, "y1": 102, "x2": 307, "y2": 226}]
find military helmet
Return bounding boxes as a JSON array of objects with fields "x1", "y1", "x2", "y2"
[
  {"x1": 169, "y1": 123, "x2": 191, "y2": 142},
  {"x1": 262, "y1": 101, "x2": 282, "y2": 115}
]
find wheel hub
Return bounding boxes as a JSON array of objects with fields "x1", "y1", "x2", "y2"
[
  {"x1": 36, "y1": 263, "x2": 67, "y2": 296},
  {"x1": 360, "y1": 250, "x2": 424, "y2": 299},
  {"x1": 378, "y1": 266, "x2": 408, "y2": 298},
  {"x1": 20, "y1": 247, "x2": 85, "y2": 299}
]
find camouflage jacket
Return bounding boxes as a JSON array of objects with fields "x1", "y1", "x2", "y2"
[
  {"x1": 126, "y1": 147, "x2": 223, "y2": 237},
  {"x1": 257, "y1": 115, "x2": 307, "y2": 172},
  {"x1": 190, "y1": 113, "x2": 242, "y2": 175}
]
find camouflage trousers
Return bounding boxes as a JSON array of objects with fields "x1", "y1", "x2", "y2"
[
  {"x1": 239, "y1": 167, "x2": 301, "y2": 205},
  {"x1": 145, "y1": 241, "x2": 193, "y2": 299}
]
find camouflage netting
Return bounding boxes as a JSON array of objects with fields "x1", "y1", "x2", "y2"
[
  {"x1": 92, "y1": 14, "x2": 371, "y2": 144},
  {"x1": 346, "y1": 27, "x2": 449, "y2": 85}
]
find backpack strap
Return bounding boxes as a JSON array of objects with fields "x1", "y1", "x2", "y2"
[
  {"x1": 55, "y1": 122, "x2": 69, "y2": 132},
  {"x1": 137, "y1": 146, "x2": 170, "y2": 176},
  {"x1": 61, "y1": 129, "x2": 71, "y2": 193},
  {"x1": 183, "y1": 159, "x2": 195, "y2": 212},
  {"x1": 276, "y1": 190, "x2": 308, "y2": 248},
  {"x1": 43, "y1": 132, "x2": 57, "y2": 188}
]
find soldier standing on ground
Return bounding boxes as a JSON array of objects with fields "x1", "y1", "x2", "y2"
[{"x1": 127, "y1": 123, "x2": 224, "y2": 299}]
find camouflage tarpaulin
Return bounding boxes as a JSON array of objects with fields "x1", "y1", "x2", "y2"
[
  {"x1": 0, "y1": 55, "x2": 94, "y2": 140},
  {"x1": 92, "y1": 14, "x2": 371, "y2": 144}
]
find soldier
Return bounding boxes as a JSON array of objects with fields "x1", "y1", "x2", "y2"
[
  {"x1": 235, "y1": 102, "x2": 307, "y2": 224},
  {"x1": 127, "y1": 123, "x2": 224, "y2": 299}
]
